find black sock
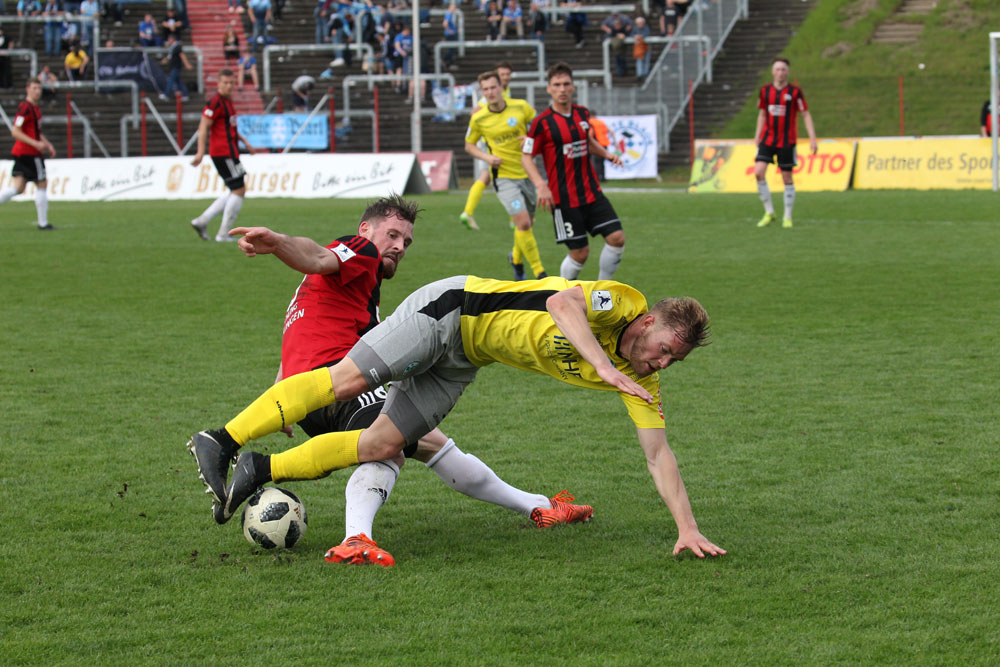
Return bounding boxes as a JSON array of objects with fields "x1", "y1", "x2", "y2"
[{"x1": 209, "y1": 427, "x2": 240, "y2": 459}]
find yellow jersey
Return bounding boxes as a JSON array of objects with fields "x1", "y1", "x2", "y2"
[
  {"x1": 465, "y1": 98, "x2": 536, "y2": 180},
  {"x1": 459, "y1": 275, "x2": 664, "y2": 429}
]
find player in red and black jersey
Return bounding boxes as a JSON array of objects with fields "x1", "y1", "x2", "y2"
[
  {"x1": 980, "y1": 98, "x2": 995, "y2": 137},
  {"x1": 188, "y1": 195, "x2": 589, "y2": 565},
  {"x1": 522, "y1": 62, "x2": 627, "y2": 282},
  {"x1": 0, "y1": 78, "x2": 57, "y2": 230},
  {"x1": 754, "y1": 57, "x2": 817, "y2": 229},
  {"x1": 190, "y1": 68, "x2": 255, "y2": 242}
]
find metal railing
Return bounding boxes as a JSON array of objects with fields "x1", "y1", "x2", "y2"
[
  {"x1": 362, "y1": 8, "x2": 467, "y2": 56},
  {"x1": 433, "y1": 39, "x2": 545, "y2": 80},
  {"x1": 48, "y1": 79, "x2": 141, "y2": 120},
  {"x1": 261, "y1": 43, "x2": 374, "y2": 92},
  {"x1": 118, "y1": 95, "x2": 203, "y2": 157}
]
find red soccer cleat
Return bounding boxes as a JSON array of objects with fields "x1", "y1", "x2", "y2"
[
  {"x1": 324, "y1": 533, "x2": 395, "y2": 567},
  {"x1": 530, "y1": 490, "x2": 593, "y2": 529}
]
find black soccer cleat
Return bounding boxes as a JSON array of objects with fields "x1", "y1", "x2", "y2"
[
  {"x1": 508, "y1": 252, "x2": 526, "y2": 281},
  {"x1": 217, "y1": 450, "x2": 270, "y2": 524},
  {"x1": 187, "y1": 430, "x2": 237, "y2": 506}
]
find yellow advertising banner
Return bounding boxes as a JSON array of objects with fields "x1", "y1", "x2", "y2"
[
  {"x1": 688, "y1": 139, "x2": 856, "y2": 193},
  {"x1": 854, "y1": 137, "x2": 994, "y2": 190}
]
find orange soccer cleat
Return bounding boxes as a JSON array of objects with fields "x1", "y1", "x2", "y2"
[
  {"x1": 530, "y1": 490, "x2": 593, "y2": 529},
  {"x1": 324, "y1": 533, "x2": 396, "y2": 567}
]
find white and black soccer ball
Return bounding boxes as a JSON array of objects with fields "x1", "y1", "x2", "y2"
[{"x1": 241, "y1": 487, "x2": 308, "y2": 549}]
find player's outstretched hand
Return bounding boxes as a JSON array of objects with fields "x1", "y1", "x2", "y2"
[
  {"x1": 536, "y1": 183, "x2": 555, "y2": 212},
  {"x1": 231, "y1": 226, "x2": 279, "y2": 257},
  {"x1": 673, "y1": 530, "x2": 726, "y2": 558},
  {"x1": 596, "y1": 365, "x2": 653, "y2": 403},
  {"x1": 191, "y1": 154, "x2": 203, "y2": 167}
]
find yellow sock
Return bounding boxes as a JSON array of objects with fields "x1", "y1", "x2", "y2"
[
  {"x1": 511, "y1": 242, "x2": 523, "y2": 265},
  {"x1": 270, "y1": 430, "x2": 362, "y2": 482},
  {"x1": 225, "y1": 368, "x2": 336, "y2": 445},
  {"x1": 464, "y1": 179, "x2": 486, "y2": 216},
  {"x1": 514, "y1": 228, "x2": 545, "y2": 277}
]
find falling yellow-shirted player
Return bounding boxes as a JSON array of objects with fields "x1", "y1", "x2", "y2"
[{"x1": 464, "y1": 70, "x2": 547, "y2": 280}]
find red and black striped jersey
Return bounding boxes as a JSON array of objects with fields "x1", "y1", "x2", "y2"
[
  {"x1": 280, "y1": 234, "x2": 383, "y2": 378},
  {"x1": 524, "y1": 104, "x2": 603, "y2": 207},
  {"x1": 981, "y1": 100, "x2": 993, "y2": 133},
  {"x1": 12, "y1": 101, "x2": 42, "y2": 157},
  {"x1": 757, "y1": 84, "x2": 808, "y2": 148},
  {"x1": 202, "y1": 94, "x2": 239, "y2": 158}
]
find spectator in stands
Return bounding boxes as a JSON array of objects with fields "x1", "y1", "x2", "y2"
[
  {"x1": 392, "y1": 22, "x2": 412, "y2": 95},
  {"x1": 18, "y1": 0, "x2": 42, "y2": 15},
  {"x1": 60, "y1": 12, "x2": 80, "y2": 53},
  {"x1": 291, "y1": 73, "x2": 316, "y2": 112},
  {"x1": 161, "y1": 8, "x2": 185, "y2": 41},
  {"x1": 0, "y1": 27, "x2": 11, "y2": 89},
  {"x1": 223, "y1": 22, "x2": 240, "y2": 61},
  {"x1": 229, "y1": 0, "x2": 244, "y2": 14},
  {"x1": 562, "y1": 1, "x2": 587, "y2": 48},
  {"x1": 43, "y1": 1, "x2": 63, "y2": 56},
  {"x1": 237, "y1": 49, "x2": 260, "y2": 90},
  {"x1": 377, "y1": 30, "x2": 393, "y2": 76},
  {"x1": 602, "y1": 11, "x2": 632, "y2": 77},
  {"x1": 526, "y1": 1, "x2": 546, "y2": 41},
  {"x1": 314, "y1": 0, "x2": 331, "y2": 44},
  {"x1": 247, "y1": 0, "x2": 272, "y2": 51},
  {"x1": 441, "y1": 2, "x2": 458, "y2": 70},
  {"x1": 138, "y1": 13, "x2": 159, "y2": 47},
  {"x1": 78, "y1": 0, "x2": 98, "y2": 51},
  {"x1": 328, "y1": 2, "x2": 354, "y2": 67},
  {"x1": 102, "y1": 0, "x2": 124, "y2": 27},
  {"x1": 484, "y1": 0, "x2": 501, "y2": 42},
  {"x1": 500, "y1": 0, "x2": 523, "y2": 40},
  {"x1": 64, "y1": 40, "x2": 88, "y2": 80},
  {"x1": 633, "y1": 15, "x2": 651, "y2": 79},
  {"x1": 38, "y1": 64, "x2": 58, "y2": 103},
  {"x1": 160, "y1": 32, "x2": 192, "y2": 101},
  {"x1": 660, "y1": 0, "x2": 676, "y2": 36}
]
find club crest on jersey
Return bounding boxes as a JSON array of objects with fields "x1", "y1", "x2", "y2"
[
  {"x1": 402, "y1": 360, "x2": 421, "y2": 376},
  {"x1": 591, "y1": 290, "x2": 613, "y2": 311},
  {"x1": 507, "y1": 116, "x2": 518, "y2": 127},
  {"x1": 333, "y1": 244, "x2": 357, "y2": 262},
  {"x1": 579, "y1": 120, "x2": 590, "y2": 131}
]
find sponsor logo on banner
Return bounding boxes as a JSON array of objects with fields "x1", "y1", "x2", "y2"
[
  {"x1": 688, "y1": 139, "x2": 856, "y2": 193},
  {"x1": 0, "y1": 153, "x2": 429, "y2": 201},
  {"x1": 854, "y1": 137, "x2": 995, "y2": 190},
  {"x1": 237, "y1": 114, "x2": 329, "y2": 151},
  {"x1": 602, "y1": 115, "x2": 658, "y2": 180}
]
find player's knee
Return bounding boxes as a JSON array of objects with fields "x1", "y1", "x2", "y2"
[
  {"x1": 605, "y1": 230, "x2": 625, "y2": 247},
  {"x1": 231, "y1": 187, "x2": 246, "y2": 197},
  {"x1": 569, "y1": 246, "x2": 589, "y2": 263}
]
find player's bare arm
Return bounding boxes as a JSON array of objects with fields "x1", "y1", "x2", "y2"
[
  {"x1": 546, "y1": 286, "x2": 653, "y2": 403},
  {"x1": 191, "y1": 115, "x2": 212, "y2": 166},
  {"x1": 230, "y1": 226, "x2": 342, "y2": 275},
  {"x1": 464, "y1": 141, "x2": 502, "y2": 167},
  {"x1": 754, "y1": 109, "x2": 766, "y2": 144},
  {"x1": 636, "y1": 428, "x2": 725, "y2": 558},
  {"x1": 587, "y1": 133, "x2": 621, "y2": 166},
  {"x1": 802, "y1": 110, "x2": 818, "y2": 155},
  {"x1": 238, "y1": 132, "x2": 256, "y2": 155},
  {"x1": 521, "y1": 152, "x2": 553, "y2": 211}
]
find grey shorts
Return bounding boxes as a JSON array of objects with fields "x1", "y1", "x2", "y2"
[
  {"x1": 345, "y1": 276, "x2": 479, "y2": 445},
  {"x1": 494, "y1": 177, "x2": 536, "y2": 218}
]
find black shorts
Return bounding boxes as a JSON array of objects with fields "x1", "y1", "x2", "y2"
[
  {"x1": 10, "y1": 154, "x2": 46, "y2": 183},
  {"x1": 291, "y1": 92, "x2": 308, "y2": 109},
  {"x1": 297, "y1": 385, "x2": 419, "y2": 458},
  {"x1": 756, "y1": 143, "x2": 798, "y2": 171},
  {"x1": 552, "y1": 193, "x2": 622, "y2": 250},
  {"x1": 211, "y1": 155, "x2": 246, "y2": 190}
]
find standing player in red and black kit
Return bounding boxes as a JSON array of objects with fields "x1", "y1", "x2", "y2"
[
  {"x1": 521, "y1": 62, "x2": 626, "y2": 282},
  {"x1": 190, "y1": 68, "x2": 255, "y2": 242},
  {"x1": 0, "y1": 78, "x2": 57, "y2": 230},
  {"x1": 754, "y1": 57, "x2": 817, "y2": 229},
  {"x1": 188, "y1": 195, "x2": 591, "y2": 566}
]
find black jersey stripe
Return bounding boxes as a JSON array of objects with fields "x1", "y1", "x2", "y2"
[
  {"x1": 543, "y1": 114, "x2": 571, "y2": 206},
  {"x1": 461, "y1": 289, "x2": 556, "y2": 317},
  {"x1": 418, "y1": 289, "x2": 465, "y2": 320}
]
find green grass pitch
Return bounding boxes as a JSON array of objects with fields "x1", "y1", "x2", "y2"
[{"x1": 1, "y1": 189, "x2": 998, "y2": 663}]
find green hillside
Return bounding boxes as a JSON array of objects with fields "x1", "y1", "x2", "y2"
[{"x1": 721, "y1": 0, "x2": 1000, "y2": 139}]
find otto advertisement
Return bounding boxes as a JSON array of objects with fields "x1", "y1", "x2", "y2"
[
  {"x1": 853, "y1": 137, "x2": 994, "y2": 190},
  {"x1": 689, "y1": 139, "x2": 856, "y2": 193},
  {"x1": 0, "y1": 153, "x2": 430, "y2": 201}
]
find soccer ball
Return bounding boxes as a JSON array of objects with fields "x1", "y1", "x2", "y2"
[{"x1": 241, "y1": 487, "x2": 308, "y2": 549}]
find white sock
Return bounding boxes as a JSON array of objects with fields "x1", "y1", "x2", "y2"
[
  {"x1": 343, "y1": 459, "x2": 399, "y2": 540},
  {"x1": 560, "y1": 254, "x2": 585, "y2": 280},
  {"x1": 426, "y1": 439, "x2": 549, "y2": 516},
  {"x1": 757, "y1": 180, "x2": 774, "y2": 215},
  {"x1": 783, "y1": 184, "x2": 796, "y2": 220},
  {"x1": 598, "y1": 244, "x2": 624, "y2": 280},
  {"x1": 217, "y1": 194, "x2": 244, "y2": 239},
  {"x1": 197, "y1": 192, "x2": 229, "y2": 223},
  {"x1": 0, "y1": 186, "x2": 18, "y2": 204},
  {"x1": 35, "y1": 188, "x2": 49, "y2": 226}
]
